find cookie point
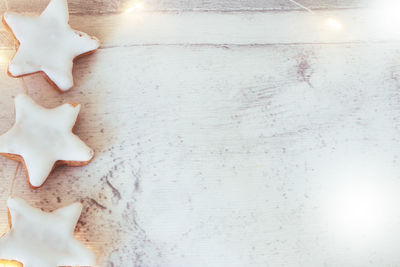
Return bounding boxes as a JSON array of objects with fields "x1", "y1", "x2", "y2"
[
  {"x1": 29, "y1": 178, "x2": 45, "y2": 189},
  {"x1": 75, "y1": 202, "x2": 84, "y2": 211},
  {"x1": 8, "y1": 64, "x2": 20, "y2": 77},
  {"x1": 7, "y1": 197, "x2": 21, "y2": 208},
  {"x1": 86, "y1": 148, "x2": 95, "y2": 162},
  {"x1": 30, "y1": 182, "x2": 43, "y2": 188},
  {"x1": 58, "y1": 82, "x2": 74, "y2": 92},
  {"x1": 93, "y1": 37, "x2": 101, "y2": 49},
  {"x1": 3, "y1": 12, "x2": 11, "y2": 20}
]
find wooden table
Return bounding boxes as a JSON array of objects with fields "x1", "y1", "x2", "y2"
[{"x1": 0, "y1": 0, "x2": 400, "y2": 266}]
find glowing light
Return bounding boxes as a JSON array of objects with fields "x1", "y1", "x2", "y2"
[
  {"x1": 0, "y1": 259, "x2": 22, "y2": 267},
  {"x1": 125, "y1": 7, "x2": 135, "y2": 13},
  {"x1": 135, "y1": 2, "x2": 144, "y2": 9},
  {"x1": 0, "y1": 53, "x2": 10, "y2": 64},
  {"x1": 124, "y1": 2, "x2": 144, "y2": 13},
  {"x1": 326, "y1": 18, "x2": 342, "y2": 30}
]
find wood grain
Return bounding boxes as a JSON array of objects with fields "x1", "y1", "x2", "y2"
[
  {"x1": 0, "y1": 1, "x2": 399, "y2": 267},
  {"x1": 1, "y1": 40, "x2": 400, "y2": 266},
  {"x1": 0, "y1": 9, "x2": 399, "y2": 50},
  {"x1": 0, "y1": 0, "x2": 372, "y2": 14}
]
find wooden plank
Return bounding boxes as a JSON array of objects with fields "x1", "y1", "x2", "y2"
[
  {"x1": 0, "y1": 0, "x2": 371, "y2": 14},
  {"x1": 0, "y1": 3, "x2": 399, "y2": 267},
  {"x1": 0, "y1": 9, "x2": 399, "y2": 49},
  {"x1": 0, "y1": 42, "x2": 400, "y2": 266}
]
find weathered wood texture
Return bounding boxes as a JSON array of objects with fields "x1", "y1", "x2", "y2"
[
  {"x1": 1, "y1": 41, "x2": 400, "y2": 267},
  {"x1": 0, "y1": 9, "x2": 399, "y2": 50},
  {"x1": 0, "y1": 0, "x2": 372, "y2": 14},
  {"x1": 0, "y1": 1, "x2": 399, "y2": 267}
]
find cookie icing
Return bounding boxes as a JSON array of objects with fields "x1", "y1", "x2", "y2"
[
  {"x1": 0, "y1": 197, "x2": 96, "y2": 267},
  {"x1": 3, "y1": 0, "x2": 100, "y2": 91},
  {"x1": 0, "y1": 94, "x2": 94, "y2": 188}
]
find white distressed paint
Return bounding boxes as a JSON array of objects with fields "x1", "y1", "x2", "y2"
[{"x1": 0, "y1": 1, "x2": 399, "y2": 266}]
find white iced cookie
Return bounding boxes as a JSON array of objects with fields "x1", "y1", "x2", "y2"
[
  {"x1": 0, "y1": 94, "x2": 94, "y2": 188},
  {"x1": 0, "y1": 197, "x2": 96, "y2": 267},
  {"x1": 3, "y1": 0, "x2": 100, "y2": 91}
]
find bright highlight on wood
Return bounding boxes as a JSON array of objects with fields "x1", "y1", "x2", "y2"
[
  {"x1": 0, "y1": 54, "x2": 9, "y2": 64},
  {"x1": 125, "y1": 2, "x2": 144, "y2": 13},
  {"x1": 326, "y1": 18, "x2": 342, "y2": 30}
]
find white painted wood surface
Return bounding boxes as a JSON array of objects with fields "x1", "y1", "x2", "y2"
[
  {"x1": 1, "y1": 0, "x2": 400, "y2": 266},
  {"x1": 0, "y1": 0, "x2": 372, "y2": 14}
]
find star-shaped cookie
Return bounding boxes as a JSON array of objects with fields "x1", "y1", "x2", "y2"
[
  {"x1": 0, "y1": 94, "x2": 94, "y2": 188},
  {"x1": 3, "y1": 0, "x2": 100, "y2": 91},
  {"x1": 0, "y1": 197, "x2": 96, "y2": 267}
]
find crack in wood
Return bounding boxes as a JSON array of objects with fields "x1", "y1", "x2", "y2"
[
  {"x1": 83, "y1": 197, "x2": 107, "y2": 210},
  {"x1": 106, "y1": 177, "x2": 122, "y2": 201}
]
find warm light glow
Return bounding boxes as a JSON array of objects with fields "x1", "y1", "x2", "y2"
[
  {"x1": 124, "y1": 2, "x2": 144, "y2": 13},
  {"x1": 326, "y1": 18, "x2": 342, "y2": 30},
  {"x1": 0, "y1": 259, "x2": 22, "y2": 267},
  {"x1": 135, "y1": 2, "x2": 144, "y2": 9},
  {"x1": 125, "y1": 7, "x2": 135, "y2": 13},
  {"x1": 0, "y1": 53, "x2": 9, "y2": 64}
]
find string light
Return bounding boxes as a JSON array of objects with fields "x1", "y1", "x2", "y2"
[
  {"x1": 326, "y1": 18, "x2": 343, "y2": 30},
  {"x1": 0, "y1": 259, "x2": 22, "y2": 267},
  {"x1": 288, "y1": 0, "x2": 342, "y2": 31},
  {"x1": 288, "y1": 0, "x2": 314, "y2": 14},
  {"x1": 124, "y1": 2, "x2": 144, "y2": 13}
]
